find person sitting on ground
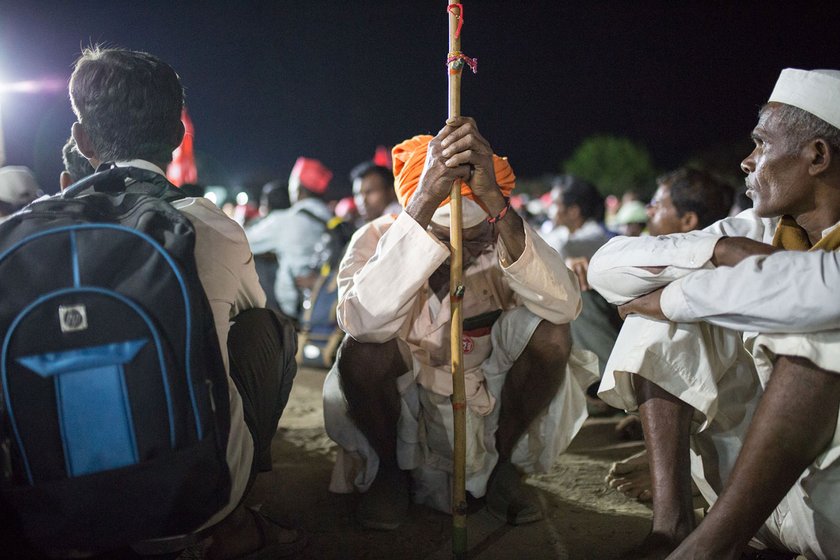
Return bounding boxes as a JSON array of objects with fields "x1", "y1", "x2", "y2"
[
  {"x1": 604, "y1": 167, "x2": 735, "y2": 501},
  {"x1": 350, "y1": 160, "x2": 400, "y2": 223},
  {"x1": 65, "y1": 47, "x2": 302, "y2": 559},
  {"x1": 0, "y1": 166, "x2": 42, "y2": 223},
  {"x1": 246, "y1": 157, "x2": 333, "y2": 322},
  {"x1": 589, "y1": 68, "x2": 840, "y2": 560},
  {"x1": 323, "y1": 117, "x2": 599, "y2": 530},
  {"x1": 60, "y1": 136, "x2": 94, "y2": 189}
]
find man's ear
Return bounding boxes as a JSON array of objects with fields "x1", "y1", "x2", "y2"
[
  {"x1": 59, "y1": 171, "x2": 74, "y2": 191},
  {"x1": 679, "y1": 211, "x2": 699, "y2": 233},
  {"x1": 807, "y1": 138, "x2": 832, "y2": 176},
  {"x1": 71, "y1": 122, "x2": 96, "y2": 160}
]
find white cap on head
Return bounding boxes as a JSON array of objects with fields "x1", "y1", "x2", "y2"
[
  {"x1": 431, "y1": 197, "x2": 487, "y2": 228},
  {"x1": 0, "y1": 166, "x2": 41, "y2": 206},
  {"x1": 768, "y1": 68, "x2": 840, "y2": 129}
]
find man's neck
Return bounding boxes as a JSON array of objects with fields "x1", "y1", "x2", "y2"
[{"x1": 794, "y1": 189, "x2": 840, "y2": 244}]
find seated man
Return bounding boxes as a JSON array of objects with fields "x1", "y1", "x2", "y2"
[
  {"x1": 60, "y1": 47, "x2": 301, "y2": 559},
  {"x1": 323, "y1": 117, "x2": 598, "y2": 530},
  {"x1": 606, "y1": 167, "x2": 735, "y2": 498},
  {"x1": 588, "y1": 68, "x2": 840, "y2": 559}
]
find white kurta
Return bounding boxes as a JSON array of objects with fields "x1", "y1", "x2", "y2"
[
  {"x1": 588, "y1": 208, "x2": 840, "y2": 559},
  {"x1": 116, "y1": 160, "x2": 264, "y2": 532},
  {"x1": 323, "y1": 212, "x2": 598, "y2": 513}
]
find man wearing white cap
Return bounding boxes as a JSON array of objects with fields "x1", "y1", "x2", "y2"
[
  {"x1": 0, "y1": 166, "x2": 42, "y2": 222},
  {"x1": 323, "y1": 117, "x2": 598, "y2": 530},
  {"x1": 587, "y1": 68, "x2": 840, "y2": 559}
]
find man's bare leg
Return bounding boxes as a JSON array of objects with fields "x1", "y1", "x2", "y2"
[
  {"x1": 669, "y1": 355, "x2": 840, "y2": 560},
  {"x1": 623, "y1": 378, "x2": 695, "y2": 560},
  {"x1": 488, "y1": 321, "x2": 571, "y2": 524},
  {"x1": 338, "y1": 337, "x2": 410, "y2": 529}
]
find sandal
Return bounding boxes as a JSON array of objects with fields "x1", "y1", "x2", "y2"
[{"x1": 232, "y1": 508, "x2": 307, "y2": 560}]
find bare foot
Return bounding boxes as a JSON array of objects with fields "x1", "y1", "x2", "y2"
[{"x1": 606, "y1": 449, "x2": 653, "y2": 502}]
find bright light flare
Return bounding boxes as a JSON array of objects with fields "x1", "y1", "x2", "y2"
[{"x1": 0, "y1": 78, "x2": 67, "y2": 94}]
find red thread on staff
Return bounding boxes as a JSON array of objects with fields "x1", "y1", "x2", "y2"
[
  {"x1": 446, "y1": 52, "x2": 478, "y2": 74},
  {"x1": 452, "y1": 402, "x2": 467, "y2": 411},
  {"x1": 447, "y1": 3, "x2": 464, "y2": 38}
]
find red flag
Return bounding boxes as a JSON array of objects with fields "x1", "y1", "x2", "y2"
[{"x1": 167, "y1": 107, "x2": 198, "y2": 186}]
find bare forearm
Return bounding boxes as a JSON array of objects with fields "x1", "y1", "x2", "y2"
[
  {"x1": 710, "y1": 236, "x2": 779, "y2": 267},
  {"x1": 483, "y1": 190, "x2": 525, "y2": 261}
]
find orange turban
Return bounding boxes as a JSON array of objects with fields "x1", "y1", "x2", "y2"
[{"x1": 391, "y1": 135, "x2": 516, "y2": 209}]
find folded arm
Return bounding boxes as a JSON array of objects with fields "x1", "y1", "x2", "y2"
[{"x1": 588, "y1": 210, "x2": 776, "y2": 305}]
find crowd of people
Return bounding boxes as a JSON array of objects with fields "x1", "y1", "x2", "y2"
[{"x1": 0, "y1": 46, "x2": 838, "y2": 560}]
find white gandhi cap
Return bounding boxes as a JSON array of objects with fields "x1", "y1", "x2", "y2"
[{"x1": 768, "y1": 68, "x2": 840, "y2": 129}]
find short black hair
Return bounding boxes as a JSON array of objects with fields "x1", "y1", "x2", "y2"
[
  {"x1": 658, "y1": 167, "x2": 734, "y2": 229},
  {"x1": 262, "y1": 180, "x2": 290, "y2": 211},
  {"x1": 553, "y1": 175, "x2": 605, "y2": 222},
  {"x1": 69, "y1": 46, "x2": 184, "y2": 164},
  {"x1": 61, "y1": 136, "x2": 94, "y2": 183},
  {"x1": 349, "y1": 161, "x2": 393, "y2": 189}
]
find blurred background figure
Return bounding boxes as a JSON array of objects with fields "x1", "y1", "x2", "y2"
[
  {"x1": 543, "y1": 175, "x2": 612, "y2": 259},
  {"x1": 333, "y1": 196, "x2": 360, "y2": 225},
  {"x1": 60, "y1": 136, "x2": 94, "y2": 189},
  {"x1": 612, "y1": 199, "x2": 648, "y2": 236},
  {"x1": 350, "y1": 160, "x2": 399, "y2": 223},
  {"x1": 246, "y1": 156, "x2": 333, "y2": 322},
  {"x1": 247, "y1": 180, "x2": 291, "y2": 311},
  {"x1": 0, "y1": 166, "x2": 42, "y2": 223},
  {"x1": 646, "y1": 167, "x2": 734, "y2": 236}
]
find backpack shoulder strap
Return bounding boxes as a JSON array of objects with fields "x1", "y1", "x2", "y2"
[
  {"x1": 62, "y1": 165, "x2": 185, "y2": 204},
  {"x1": 297, "y1": 207, "x2": 328, "y2": 226}
]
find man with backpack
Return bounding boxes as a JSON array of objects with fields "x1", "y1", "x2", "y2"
[{"x1": 0, "y1": 47, "x2": 302, "y2": 558}]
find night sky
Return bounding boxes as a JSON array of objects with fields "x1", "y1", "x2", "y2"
[{"x1": 1, "y1": 1, "x2": 839, "y2": 198}]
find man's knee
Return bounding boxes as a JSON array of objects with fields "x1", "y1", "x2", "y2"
[
  {"x1": 524, "y1": 320, "x2": 572, "y2": 370},
  {"x1": 337, "y1": 336, "x2": 406, "y2": 390}
]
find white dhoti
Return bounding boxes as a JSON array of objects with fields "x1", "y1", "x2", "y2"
[
  {"x1": 323, "y1": 307, "x2": 599, "y2": 513},
  {"x1": 597, "y1": 316, "x2": 762, "y2": 511},
  {"x1": 743, "y1": 330, "x2": 840, "y2": 560}
]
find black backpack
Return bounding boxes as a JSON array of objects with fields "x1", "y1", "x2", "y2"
[
  {"x1": 0, "y1": 166, "x2": 231, "y2": 553},
  {"x1": 299, "y1": 208, "x2": 356, "y2": 275}
]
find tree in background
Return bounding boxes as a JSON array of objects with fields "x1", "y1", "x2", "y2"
[{"x1": 563, "y1": 135, "x2": 657, "y2": 198}]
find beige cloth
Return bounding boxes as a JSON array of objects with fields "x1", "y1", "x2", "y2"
[
  {"x1": 325, "y1": 212, "x2": 597, "y2": 512},
  {"x1": 117, "y1": 161, "x2": 265, "y2": 531}
]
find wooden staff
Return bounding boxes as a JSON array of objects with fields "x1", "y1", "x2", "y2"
[{"x1": 447, "y1": 3, "x2": 467, "y2": 558}]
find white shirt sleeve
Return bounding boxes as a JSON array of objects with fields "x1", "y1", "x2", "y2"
[
  {"x1": 661, "y1": 250, "x2": 840, "y2": 333},
  {"x1": 588, "y1": 209, "x2": 777, "y2": 305},
  {"x1": 499, "y1": 221, "x2": 581, "y2": 324},
  {"x1": 336, "y1": 212, "x2": 449, "y2": 343}
]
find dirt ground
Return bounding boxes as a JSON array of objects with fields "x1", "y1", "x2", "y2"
[{"x1": 245, "y1": 366, "x2": 655, "y2": 560}]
